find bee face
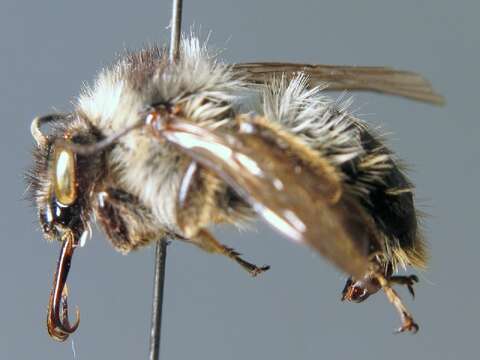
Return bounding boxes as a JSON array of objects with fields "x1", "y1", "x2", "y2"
[{"x1": 28, "y1": 114, "x2": 103, "y2": 245}]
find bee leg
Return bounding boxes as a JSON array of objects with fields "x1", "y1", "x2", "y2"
[
  {"x1": 190, "y1": 229, "x2": 270, "y2": 277},
  {"x1": 389, "y1": 275, "x2": 419, "y2": 298},
  {"x1": 374, "y1": 273, "x2": 419, "y2": 333}
]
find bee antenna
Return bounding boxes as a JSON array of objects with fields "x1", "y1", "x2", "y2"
[
  {"x1": 60, "y1": 122, "x2": 143, "y2": 155},
  {"x1": 31, "y1": 113, "x2": 67, "y2": 147}
]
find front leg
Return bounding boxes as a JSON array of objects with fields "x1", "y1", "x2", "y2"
[{"x1": 95, "y1": 187, "x2": 162, "y2": 253}]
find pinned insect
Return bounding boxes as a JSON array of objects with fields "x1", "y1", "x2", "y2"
[{"x1": 27, "y1": 33, "x2": 442, "y2": 340}]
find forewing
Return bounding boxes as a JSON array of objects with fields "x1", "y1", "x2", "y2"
[
  {"x1": 160, "y1": 115, "x2": 378, "y2": 278},
  {"x1": 233, "y1": 62, "x2": 444, "y2": 105}
]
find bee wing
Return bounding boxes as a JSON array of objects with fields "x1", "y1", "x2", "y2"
[
  {"x1": 233, "y1": 62, "x2": 444, "y2": 105},
  {"x1": 161, "y1": 115, "x2": 379, "y2": 278}
]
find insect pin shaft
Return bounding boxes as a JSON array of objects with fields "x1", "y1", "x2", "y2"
[
  {"x1": 149, "y1": 239, "x2": 168, "y2": 360},
  {"x1": 149, "y1": 1, "x2": 184, "y2": 359},
  {"x1": 169, "y1": 0, "x2": 183, "y2": 63}
]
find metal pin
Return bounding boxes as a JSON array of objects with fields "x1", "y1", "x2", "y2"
[
  {"x1": 169, "y1": 0, "x2": 183, "y2": 63},
  {"x1": 148, "y1": 1, "x2": 184, "y2": 359},
  {"x1": 148, "y1": 238, "x2": 168, "y2": 360}
]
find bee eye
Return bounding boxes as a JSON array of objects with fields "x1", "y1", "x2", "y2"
[{"x1": 53, "y1": 147, "x2": 77, "y2": 205}]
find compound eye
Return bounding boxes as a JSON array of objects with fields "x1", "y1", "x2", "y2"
[{"x1": 54, "y1": 147, "x2": 77, "y2": 205}]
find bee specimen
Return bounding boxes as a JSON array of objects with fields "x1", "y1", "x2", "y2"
[{"x1": 27, "y1": 34, "x2": 442, "y2": 341}]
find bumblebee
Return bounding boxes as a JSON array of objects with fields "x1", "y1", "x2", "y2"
[{"x1": 27, "y1": 37, "x2": 441, "y2": 341}]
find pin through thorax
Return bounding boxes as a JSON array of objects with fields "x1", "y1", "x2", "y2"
[{"x1": 47, "y1": 232, "x2": 80, "y2": 341}]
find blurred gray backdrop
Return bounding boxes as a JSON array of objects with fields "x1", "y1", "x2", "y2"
[{"x1": 1, "y1": 0, "x2": 478, "y2": 359}]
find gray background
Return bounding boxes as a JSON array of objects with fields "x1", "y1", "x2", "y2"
[{"x1": 1, "y1": 0, "x2": 478, "y2": 359}]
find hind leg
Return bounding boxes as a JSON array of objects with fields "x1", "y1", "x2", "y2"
[
  {"x1": 341, "y1": 270, "x2": 420, "y2": 333},
  {"x1": 390, "y1": 275, "x2": 419, "y2": 298},
  {"x1": 375, "y1": 272, "x2": 419, "y2": 333}
]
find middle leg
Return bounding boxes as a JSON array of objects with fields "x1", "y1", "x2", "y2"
[{"x1": 188, "y1": 229, "x2": 270, "y2": 277}]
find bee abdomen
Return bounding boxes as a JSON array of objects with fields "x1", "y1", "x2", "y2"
[
  {"x1": 342, "y1": 129, "x2": 428, "y2": 270},
  {"x1": 260, "y1": 74, "x2": 427, "y2": 270}
]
